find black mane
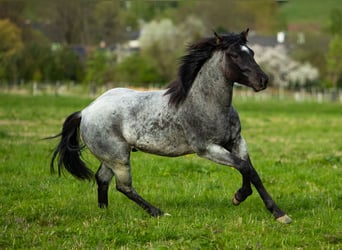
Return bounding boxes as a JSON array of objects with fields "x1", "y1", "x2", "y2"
[{"x1": 165, "y1": 32, "x2": 246, "y2": 106}]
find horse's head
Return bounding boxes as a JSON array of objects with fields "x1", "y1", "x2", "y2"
[{"x1": 216, "y1": 29, "x2": 268, "y2": 92}]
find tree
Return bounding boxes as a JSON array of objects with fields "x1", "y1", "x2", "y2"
[
  {"x1": 47, "y1": 0, "x2": 88, "y2": 44},
  {"x1": 0, "y1": 19, "x2": 23, "y2": 83},
  {"x1": 84, "y1": 49, "x2": 116, "y2": 85},
  {"x1": 93, "y1": 1, "x2": 124, "y2": 45},
  {"x1": 0, "y1": 0, "x2": 26, "y2": 25},
  {"x1": 252, "y1": 44, "x2": 319, "y2": 89},
  {"x1": 0, "y1": 19, "x2": 23, "y2": 58},
  {"x1": 325, "y1": 8, "x2": 342, "y2": 87},
  {"x1": 236, "y1": 0, "x2": 279, "y2": 34},
  {"x1": 328, "y1": 8, "x2": 342, "y2": 36},
  {"x1": 127, "y1": 1, "x2": 179, "y2": 22},
  {"x1": 171, "y1": 0, "x2": 279, "y2": 34},
  {"x1": 325, "y1": 35, "x2": 342, "y2": 87},
  {"x1": 115, "y1": 54, "x2": 164, "y2": 85},
  {"x1": 139, "y1": 17, "x2": 206, "y2": 81}
]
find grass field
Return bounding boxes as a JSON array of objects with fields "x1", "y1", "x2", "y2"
[
  {"x1": 279, "y1": 0, "x2": 341, "y2": 26},
  {"x1": 0, "y1": 93, "x2": 341, "y2": 249}
]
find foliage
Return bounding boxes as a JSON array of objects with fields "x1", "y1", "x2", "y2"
[
  {"x1": 170, "y1": 0, "x2": 279, "y2": 34},
  {"x1": 115, "y1": 53, "x2": 164, "y2": 85},
  {"x1": 289, "y1": 33, "x2": 330, "y2": 81},
  {"x1": 0, "y1": 0, "x2": 340, "y2": 87},
  {"x1": 44, "y1": 0, "x2": 89, "y2": 44},
  {"x1": 1, "y1": 43, "x2": 84, "y2": 84},
  {"x1": 0, "y1": 0, "x2": 26, "y2": 25},
  {"x1": 139, "y1": 17, "x2": 206, "y2": 81},
  {"x1": 328, "y1": 8, "x2": 342, "y2": 35},
  {"x1": 0, "y1": 94, "x2": 341, "y2": 249},
  {"x1": 325, "y1": 35, "x2": 342, "y2": 87},
  {"x1": 139, "y1": 19, "x2": 181, "y2": 81},
  {"x1": 0, "y1": 19, "x2": 23, "y2": 58},
  {"x1": 0, "y1": 19, "x2": 23, "y2": 83},
  {"x1": 93, "y1": 1, "x2": 124, "y2": 45},
  {"x1": 127, "y1": 1, "x2": 179, "y2": 23},
  {"x1": 84, "y1": 49, "x2": 115, "y2": 85}
]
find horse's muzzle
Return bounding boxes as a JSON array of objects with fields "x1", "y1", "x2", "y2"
[{"x1": 254, "y1": 74, "x2": 268, "y2": 92}]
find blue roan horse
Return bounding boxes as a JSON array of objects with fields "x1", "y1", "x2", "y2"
[{"x1": 50, "y1": 29, "x2": 291, "y2": 223}]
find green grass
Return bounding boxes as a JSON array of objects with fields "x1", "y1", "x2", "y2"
[
  {"x1": 279, "y1": 0, "x2": 341, "y2": 26},
  {"x1": 0, "y1": 93, "x2": 341, "y2": 249}
]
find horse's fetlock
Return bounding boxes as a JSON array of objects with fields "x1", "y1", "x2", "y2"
[
  {"x1": 265, "y1": 200, "x2": 275, "y2": 211},
  {"x1": 245, "y1": 188, "x2": 253, "y2": 196}
]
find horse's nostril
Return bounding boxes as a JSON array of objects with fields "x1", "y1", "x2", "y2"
[{"x1": 260, "y1": 75, "x2": 268, "y2": 88}]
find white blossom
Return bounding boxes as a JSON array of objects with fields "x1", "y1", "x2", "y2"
[{"x1": 251, "y1": 44, "x2": 319, "y2": 88}]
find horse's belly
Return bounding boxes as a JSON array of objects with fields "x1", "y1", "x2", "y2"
[
  {"x1": 135, "y1": 137, "x2": 193, "y2": 157},
  {"x1": 123, "y1": 124, "x2": 193, "y2": 157}
]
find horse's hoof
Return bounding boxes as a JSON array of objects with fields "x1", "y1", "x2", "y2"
[
  {"x1": 232, "y1": 196, "x2": 241, "y2": 206},
  {"x1": 164, "y1": 212, "x2": 171, "y2": 217},
  {"x1": 98, "y1": 203, "x2": 108, "y2": 208},
  {"x1": 149, "y1": 208, "x2": 164, "y2": 217},
  {"x1": 276, "y1": 214, "x2": 292, "y2": 224}
]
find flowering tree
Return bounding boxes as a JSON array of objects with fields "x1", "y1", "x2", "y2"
[
  {"x1": 139, "y1": 17, "x2": 206, "y2": 81},
  {"x1": 251, "y1": 44, "x2": 319, "y2": 88}
]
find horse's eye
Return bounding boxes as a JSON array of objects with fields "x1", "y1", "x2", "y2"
[{"x1": 229, "y1": 53, "x2": 239, "y2": 59}]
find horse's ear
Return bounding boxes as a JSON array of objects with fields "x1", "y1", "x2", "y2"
[
  {"x1": 241, "y1": 28, "x2": 249, "y2": 41},
  {"x1": 213, "y1": 30, "x2": 223, "y2": 45}
]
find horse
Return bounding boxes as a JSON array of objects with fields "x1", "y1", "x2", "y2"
[{"x1": 49, "y1": 29, "x2": 292, "y2": 224}]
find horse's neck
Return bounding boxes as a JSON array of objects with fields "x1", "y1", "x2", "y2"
[{"x1": 187, "y1": 51, "x2": 234, "y2": 108}]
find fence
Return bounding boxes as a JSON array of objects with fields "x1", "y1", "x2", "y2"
[{"x1": 0, "y1": 82, "x2": 341, "y2": 103}]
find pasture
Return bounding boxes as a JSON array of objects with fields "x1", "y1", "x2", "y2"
[{"x1": 0, "y1": 93, "x2": 341, "y2": 249}]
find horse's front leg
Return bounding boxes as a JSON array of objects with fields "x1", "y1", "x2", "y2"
[
  {"x1": 199, "y1": 143, "x2": 253, "y2": 204},
  {"x1": 230, "y1": 136, "x2": 253, "y2": 205},
  {"x1": 247, "y1": 158, "x2": 292, "y2": 223},
  {"x1": 199, "y1": 143, "x2": 291, "y2": 223}
]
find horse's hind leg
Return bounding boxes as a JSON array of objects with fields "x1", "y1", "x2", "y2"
[
  {"x1": 95, "y1": 163, "x2": 114, "y2": 208},
  {"x1": 108, "y1": 160, "x2": 164, "y2": 217}
]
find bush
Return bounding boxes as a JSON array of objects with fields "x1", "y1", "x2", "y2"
[
  {"x1": 0, "y1": 40, "x2": 84, "y2": 85},
  {"x1": 16, "y1": 43, "x2": 84, "y2": 83},
  {"x1": 115, "y1": 53, "x2": 165, "y2": 86},
  {"x1": 84, "y1": 49, "x2": 116, "y2": 85}
]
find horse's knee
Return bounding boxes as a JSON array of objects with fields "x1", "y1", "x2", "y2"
[{"x1": 116, "y1": 183, "x2": 133, "y2": 194}]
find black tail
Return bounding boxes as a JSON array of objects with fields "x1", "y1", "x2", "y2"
[{"x1": 49, "y1": 111, "x2": 93, "y2": 181}]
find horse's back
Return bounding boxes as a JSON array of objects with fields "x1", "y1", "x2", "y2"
[{"x1": 80, "y1": 87, "x2": 165, "y2": 138}]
